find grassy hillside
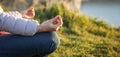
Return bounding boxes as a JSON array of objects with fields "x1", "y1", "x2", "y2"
[{"x1": 34, "y1": 4, "x2": 120, "y2": 57}]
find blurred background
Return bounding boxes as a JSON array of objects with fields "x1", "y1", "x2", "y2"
[
  {"x1": 1, "y1": 0, "x2": 120, "y2": 27},
  {"x1": 1, "y1": 0, "x2": 120, "y2": 57},
  {"x1": 81, "y1": 0, "x2": 120, "y2": 27}
]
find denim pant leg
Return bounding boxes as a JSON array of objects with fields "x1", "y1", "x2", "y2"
[{"x1": 0, "y1": 32, "x2": 60, "y2": 57}]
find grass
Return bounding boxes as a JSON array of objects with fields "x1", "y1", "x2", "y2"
[{"x1": 34, "y1": 4, "x2": 120, "y2": 57}]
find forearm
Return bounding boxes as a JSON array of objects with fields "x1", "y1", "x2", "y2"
[
  {"x1": 4, "y1": 11, "x2": 22, "y2": 18},
  {"x1": 0, "y1": 12, "x2": 40, "y2": 36}
]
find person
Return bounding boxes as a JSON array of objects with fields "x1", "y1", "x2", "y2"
[
  {"x1": 0, "y1": 7, "x2": 35, "y2": 34},
  {"x1": 0, "y1": 5, "x2": 63, "y2": 57}
]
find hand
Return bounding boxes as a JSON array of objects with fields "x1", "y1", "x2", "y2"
[
  {"x1": 20, "y1": 7, "x2": 35, "y2": 19},
  {"x1": 38, "y1": 15, "x2": 63, "y2": 32}
]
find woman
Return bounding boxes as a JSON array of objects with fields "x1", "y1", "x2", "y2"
[{"x1": 0, "y1": 4, "x2": 63, "y2": 57}]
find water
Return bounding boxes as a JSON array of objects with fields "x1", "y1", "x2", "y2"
[{"x1": 81, "y1": 1, "x2": 120, "y2": 27}]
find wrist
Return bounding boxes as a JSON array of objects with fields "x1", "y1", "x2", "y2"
[
  {"x1": 37, "y1": 25, "x2": 41, "y2": 32},
  {"x1": 38, "y1": 25, "x2": 44, "y2": 32}
]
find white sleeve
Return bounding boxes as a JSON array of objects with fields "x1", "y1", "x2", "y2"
[
  {"x1": 0, "y1": 12, "x2": 40, "y2": 36},
  {"x1": 4, "y1": 11, "x2": 22, "y2": 18}
]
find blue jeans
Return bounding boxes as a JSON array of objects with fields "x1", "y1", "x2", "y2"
[{"x1": 0, "y1": 32, "x2": 60, "y2": 57}]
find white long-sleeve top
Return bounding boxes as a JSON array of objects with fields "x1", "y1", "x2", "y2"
[{"x1": 0, "y1": 6, "x2": 40, "y2": 36}]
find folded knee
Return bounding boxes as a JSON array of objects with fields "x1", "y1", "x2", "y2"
[
  {"x1": 44, "y1": 32, "x2": 60, "y2": 54},
  {"x1": 35, "y1": 32, "x2": 60, "y2": 55}
]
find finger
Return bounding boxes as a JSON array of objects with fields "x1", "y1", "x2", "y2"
[
  {"x1": 28, "y1": 7, "x2": 34, "y2": 10},
  {"x1": 57, "y1": 15, "x2": 63, "y2": 26},
  {"x1": 51, "y1": 15, "x2": 63, "y2": 24},
  {"x1": 53, "y1": 22, "x2": 62, "y2": 29},
  {"x1": 50, "y1": 15, "x2": 60, "y2": 21},
  {"x1": 57, "y1": 21, "x2": 62, "y2": 27},
  {"x1": 55, "y1": 15, "x2": 63, "y2": 26},
  {"x1": 52, "y1": 25, "x2": 60, "y2": 31},
  {"x1": 55, "y1": 26, "x2": 60, "y2": 31},
  {"x1": 27, "y1": 8, "x2": 35, "y2": 18},
  {"x1": 28, "y1": 8, "x2": 34, "y2": 13},
  {"x1": 30, "y1": 7, "x2": 35, "y2": 12},
  {"x1": 30, "y1": 8, "x2": 35, "y2": 16}
]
